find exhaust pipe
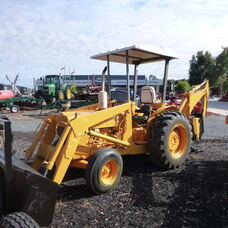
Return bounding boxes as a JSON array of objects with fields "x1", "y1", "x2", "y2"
[{"x1": 98, "y1": 66, "x2": 108, "y2": 109}]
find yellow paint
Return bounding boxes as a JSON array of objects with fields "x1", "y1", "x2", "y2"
[
  {"x1": 168, "y1": 124, "x2": 187, "y2": 159},
  {"x1": 179, "y1": 80, "x2": 209, "y2": 116},
  {"x1": 70, "y1": 159, "x2": 88, "y2": 169},
  {"x1": 89, "y1": 130, "x2": 130, "y2": 146},
  {"x1": 26, "y1": 119, "x2": 48, "y2": 158},
  {"x1": 191, "y1": 117, "x2": 201, "y2": 140},
  {"x1": 93, "y1": 116, "x2": 119, "y2": 128},
  {"x1": 46, "y1": 126, "x2": 71, "y2": 170},
  {"x1": 65, "y1": 88, "x2": 71, "y2": 100},
  {"x1": 99, "y1": 160, "x2": 119, "y2": 186}
]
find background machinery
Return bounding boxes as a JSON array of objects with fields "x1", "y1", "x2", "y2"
[
  {"x1": 0, "y1": 45, "x2": 209, "y2": 227},
  {"x1": 34, "y1": 75, "x2": 76, "y2": 103},
  {"x1": 0, "y1": 75, "x2": 40, "y2": 113}
]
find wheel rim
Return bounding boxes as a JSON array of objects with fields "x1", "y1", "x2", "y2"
[
  {"x1": 12, "y1": 106, "x2": 18, "y2": 113},
  {"x1": 168, "y1": 124, "x2": 187, "y2": 159},
  {"x1": 100, "y1": 160, "x2": 119, "y2": 186}
]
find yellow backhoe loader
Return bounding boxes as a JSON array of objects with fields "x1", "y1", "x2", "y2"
[{"x1": 0, "y1": 45, "x2": 209, "y2": 227}]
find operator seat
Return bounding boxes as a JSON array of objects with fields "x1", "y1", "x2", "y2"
[
  {"x1": 140, "y1": 86, "x2": 157, "y2": 104},
  {"x1": 133, "y1": 86, "x2": 157, "y2": 124}
]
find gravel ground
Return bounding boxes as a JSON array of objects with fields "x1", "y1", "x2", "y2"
[{"x1": 8, "y1": 114, "x2": 228, "y2": 228}]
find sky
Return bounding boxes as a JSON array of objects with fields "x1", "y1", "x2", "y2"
[{"x1": 0, "y1": 0, "x2": 227, "y2": 88}]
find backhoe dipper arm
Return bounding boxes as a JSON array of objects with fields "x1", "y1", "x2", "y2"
[{"x1": 178, "y1": 80, "x2": 209, "y2": 116}]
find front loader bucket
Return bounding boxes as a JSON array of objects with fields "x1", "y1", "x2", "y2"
[{"x1": 0, "y1": 118, "x2": 58, "y2": 227}]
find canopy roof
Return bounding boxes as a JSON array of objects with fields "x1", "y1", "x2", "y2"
[{"x1": 91, "y1": 45, "x2": 178, "y2": 65}]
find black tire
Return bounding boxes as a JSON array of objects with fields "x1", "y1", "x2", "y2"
[
  {"x1": 148, "y1": 111, "x2": 192, "y2": 169},
  {"x1": 0, "y1": 212, "x2": 40, "y2": 228},
  {"x1": 85, "y1": 147, "x2": 123, "y2": 194},
  {"x1": 44, "y1": 97, "x2": 54, "y2": 105},
  {"x1": 10, "y1": 105, "x2": 20, "y2": 113}
]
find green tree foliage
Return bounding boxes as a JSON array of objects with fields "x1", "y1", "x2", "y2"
[
  {"x1": 175, "y1": 80, "x2": 191, "y2": 94},
  {"x1": 223, "y1": 78, "x2": 228, "y2": 93},
  {"x1": 215, "y1": 47, "x2": 228, "y2": 93},
  {"x1": 189, "y1": 51, "x2": 215, "y2": 86},
  {"x1": 189, "y1": 48, "x2": 228, "y2": 92}
]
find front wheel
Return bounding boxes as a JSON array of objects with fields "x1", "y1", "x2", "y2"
[
  {"x1": 10, "y1": 105, "x2": 20, "y2": 113},
  {"x1": 0, "y1": 212, "x2": 40, "y2": 228},
  {"x1": 85, "y1": 147, "x2": 123, "y2": 194},
  {"x1": 148, "y1": 111, "x2": 192, "y2": 169}
]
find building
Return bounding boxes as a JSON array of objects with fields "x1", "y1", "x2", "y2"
[
  {"x1": 35, "y1": 75, "x2": 163, "y2": 91},
  {"x1": 0, "y1": 83, "x2": 29, "y2": 95},
  {"x1": 0, "y1": 84, "x2": 10, "y2": 90}
]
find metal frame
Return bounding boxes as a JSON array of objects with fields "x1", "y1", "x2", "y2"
[
  {"x1": 0, "y1": 119, "x2": 12, "y2": 170},
  {"x1": 162, "y1": 59, "x2": 170, "y2": 104},
  {"x1": 133, "y1": 64, "x2": 138, "y2": 103},
  {"x1": 0, "y1": 118, "x2": 12, "y2": 215},
  {"x1": 107, "y1": 55, "x2": 111, "y2": 99},
  {"x1": 126, "y1": 51, "x2": 130, "y2": 102}
]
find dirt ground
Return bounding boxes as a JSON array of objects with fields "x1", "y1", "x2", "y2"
[
  {"x1": 9, "y1": 113, "x2": 228, "y2": 228},
  {"x1": 49, "y1": 142, "x2": 228, "y2": 228}
]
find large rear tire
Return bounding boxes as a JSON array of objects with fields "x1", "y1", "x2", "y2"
[
  {"x1": 148, "y1": 111, "x2": 192, "y2": 169},
  {"x1": 0, "y1": 212, "x2": 40, "y2": 228},
  {"x1": 85, "y1": 147, "x2": 123, "y2": 194}
]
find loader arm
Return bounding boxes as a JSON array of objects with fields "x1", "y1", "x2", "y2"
[{"x1": 28, "y1": 102, "x2": 136, "y2": 184}]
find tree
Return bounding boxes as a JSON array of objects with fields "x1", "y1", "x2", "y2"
[
  {"x1": 223, "y1": 78, "x2": 228, "y2": 93},
  {"x1": 175, "y1": 80, "x2": 191, "y2": 94},
  {"x1": 215, "y1": 47, "x2": 228, "y2": 93},
  {"x1": 189, "y1": 51, "x2": 215, "y2": 86},
  {"x1": 149, "y1": 74, "x2": 158, "y2": 80}
]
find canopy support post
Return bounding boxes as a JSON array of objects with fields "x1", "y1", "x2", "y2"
[
  {"x1": 107, "y1": 55, "x2": 111, "y2": 100},
  {"x1": 126, "y1": 51, "x2": 130, "y2": 102},
  {"x1": 162, "y1": 59, "x2": 170, "y2": 104},
  {"x1": 133, "y1": 64, "x2": 138, "y2": 103}
]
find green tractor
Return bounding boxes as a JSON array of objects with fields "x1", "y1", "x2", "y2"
[{"x1": 35, "y1": 75, "x2": 76, "y2": 104}]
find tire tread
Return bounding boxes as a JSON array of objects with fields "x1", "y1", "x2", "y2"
[
  {"x1": 148, "y1": 111, "x2": 192, "y2": 169},
  {"x1": 1, "y1": 212, "x2": 40, "y2": 228}
]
